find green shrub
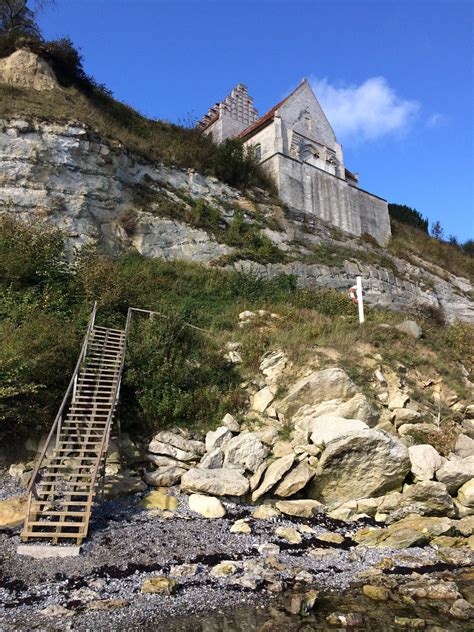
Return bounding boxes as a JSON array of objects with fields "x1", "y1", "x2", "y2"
[
  {"x1": 388, "y1": 203, "x2": 428, "y2": 233},
  {"x1": 123, "y1": 315, "x2": 242, "y2": 432}
]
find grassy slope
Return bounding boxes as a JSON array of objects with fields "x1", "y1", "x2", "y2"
[{"x1": 1, "y1": 218, "x2": 472, "y2": 443}]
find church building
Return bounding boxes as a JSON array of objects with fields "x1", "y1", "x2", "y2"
[{"x1": 199, "y1": 80, "x2": 391, "y2": 246}]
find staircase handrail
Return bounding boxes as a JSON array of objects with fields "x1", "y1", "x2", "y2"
[{"x1": 26, "y1": 302, "x2": 97, "y2": 496}]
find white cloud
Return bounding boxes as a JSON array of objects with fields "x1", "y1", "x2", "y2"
[
  {"x1": 426, "y1": 112, "x2": 446, "y2": 128},
  {"x1": 309, "y1": 76, "x2": 420, "y2": 142}
]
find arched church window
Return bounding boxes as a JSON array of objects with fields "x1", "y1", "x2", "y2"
[
  {"x1": 254, "y1": 143, "x2": 262, "y2": 161},
  {"x1": 301, "y1": 143, "x2": 319, "y2": 164}
]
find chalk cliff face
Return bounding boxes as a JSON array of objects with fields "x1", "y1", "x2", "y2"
[
  {"x1": 0, "y1": 49, "x2": 59, "y2": 90},
  {"x1": 0, "y1": 117, "x2": 473, "y2": 323}
]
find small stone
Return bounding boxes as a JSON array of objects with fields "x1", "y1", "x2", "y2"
[
  {"x1": 388, "y1": 392, "x2": 410, "y2": 410},
  {"x1": 0, "y1": 495, "x2": 27, "y2": 527},
  {"x1": 222, "y1": 413, "x2": 240, "y2": 432},
  {"x1": 363, "y1": 584, "x2": 390, "y2": 601},
  {"x1": 256, "y1": 426, "x2": 279, "y2": 446},
  {"x1": 449, "y1": 598, "x2": 474, "y2": 620},
  {"x1": 141, "y1": 576, "x2": 177, "y2": 594},
  {"x1": 298, "y1": 524, "x2": 315, "y2": 534},
  {"x1": 40, "y1": 605, "x2": 75, "y2": 617},
  {"x1": 169, "y1": 564, "x2": 198, "y2": 577},
  {"x1": 274, "y1": 459, "x2": 314, "y2": 497},
  {"x1": 275, "y1": 526, "x2": 302, "y2": 544},
  {"x1": 198, "y1": 448, "x2": 224, "y2": 469},
  {"x1": 210, "y1": 561, "x2": 237, "y2": 577},
  {"x1": 327, "y1": 612, "x2": 363, "y2": 627},
  {"x1": 188, "y1": 494, "x2": 226, "y2": 518},
  {"x1": 230, "y1": 518, "x2": 251, "y2": 534},
  {"x1": 396, "y1": 320, "x2": 422, "y2": 339},
  {"x1": 252, "y1": 505, "x2": 280, "y2": 520},
  {"x1": 256, "y1": 543, "x2": 280, "y2": 556},
  {"x1": 252, "y1": 454, "x2": 295, "y2": 501},
  {"x1": 275, "y1": 499, "x2": 324, "y2": 518},
  {"x1": 316, "y1": 532, "x2": 345, "y2": 545},
  {"x1": 271, "y1": 440, "x2": 293, "y2": 457},
  {"x1": 87, "y1": 599, "x2": 128, "y2": 611},
  {"x1": 393, "y1": 617, "x2": 426, "y2": 628},
  {"x1": 239, "y1": 310, "x2": 256, "y2": 320}
]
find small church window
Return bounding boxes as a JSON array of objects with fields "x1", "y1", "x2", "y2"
[{"x1": 254, "y1": 143, "x2": 262, "y2": 161}]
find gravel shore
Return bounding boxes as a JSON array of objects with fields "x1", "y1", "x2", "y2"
[{"x1": 1, "y1": 487, "x2": 472, "y2": 631}]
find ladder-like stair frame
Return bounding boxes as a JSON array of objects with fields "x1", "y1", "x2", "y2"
[{"x1": 20, "y1": 305, "x2": 127, "y2": 546}]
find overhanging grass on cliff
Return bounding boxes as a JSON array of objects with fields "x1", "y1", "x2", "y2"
[{"x1": 1, "y1": 217, "x2": 472, "y2": 440}]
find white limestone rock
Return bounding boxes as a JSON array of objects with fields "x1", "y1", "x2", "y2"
[
  {"x1": 259, "y1": 350, "x2": 287, "y2": 385},
  {"x1": 256, "y1": 426, "x2": 279, "y2": 446},
  {"x1": 396, "y1": 320, "x2": 422, "y2": 339},
  {"x1": 436, "y1": 456, "x2": 474, "y2": 494},
  {"x1": 281, "y1": 368, "x2": 357, "y2": 417},
  {"x1": 394, "y1": 481, "x2": 455, "y2": 518},
  {"x1": 457, "y1": 479, "x2": 474, "y2": 507},
  {"x1": 275, "y1": 499, "x2": 324, "y2": 518},
  {"x1": 222, "y1": 413, "x2": 240, "y2": 432},
  {"x1": 274, "y1": 459, "x2": 315, "y2": 497},
  {"x1": 251, "y1": 386, "x2": 275, "y2": 413},
  {"x1": 293, "y1": 394, "x2": 378, "y2": 430},
  {"x1": 144, "y1": 466, "x2": 186, "y2": 487},
  {"x1": 181, "y1": 468, "x2": 249, "y2": 496},
  {"x1": 309, "y1": 429, "x2": 410, "y2": 503},
  {"x1": 272, "y1": 440, "x2": 293, "y2": 457},
  {"x1": 146, "y1": 454, "x2": 191, "y2": 470},
  {"x1": 309, "y1": 415, "x2": 369, "y2": 447},
  {"x1": 223, "y1": 432, "x2": 268, "y2": 472},
  {"x1": 408, "y1": 444, "x2": 445, "y2": 481},
  {"x1": 205, "y1": 426, "x2": 232, "y2": 452},
  {"x1": 188, "y1": 494, "x2": 226, "y2": 518},
  {"x1": 198, "y1": 448, "x2": 224, "y2": 469},
  {"x1": 251, "y1": 454, "x2": 295, "y2": 501},
  {"x1": 151, "y1": 431, "x2": 205, "y2": 456},
  {"x1": 147, "y1": 440, "x2": 198, "y2": 463},
  {"x1": 388, "y1": 392, "x2": 409, "y2": 410},
  {"x1": 454, "y1": 434, "x2": 474, "y2": 459}
]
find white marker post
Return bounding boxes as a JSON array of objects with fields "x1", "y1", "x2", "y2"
[{"x1": 356, "y1": 275, "x2": 365, "y2": 324}]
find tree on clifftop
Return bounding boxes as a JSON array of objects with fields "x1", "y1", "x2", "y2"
[{"x1": 0, "y1": 0, "x2": 52, "y2": 38}]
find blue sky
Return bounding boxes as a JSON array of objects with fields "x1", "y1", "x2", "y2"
[{"x1": 39, "y1": 0, "x2": 473, "y2": 241}]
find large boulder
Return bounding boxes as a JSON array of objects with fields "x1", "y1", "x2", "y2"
[
  {"x1": 144, "y1": 466, "x2": 186, "y2": 487},
  {"x1": 309, "y1": 429, "x2": 410, "y2": 503},
  {"x1": 275, "y1": 499, "x2": 324, "y2": 518},
  {"x1": 274, "y1": 460, "x2": 315, "y2": 497},
  {"x1": 436, "y1": 456, "x2": 474, "y2": 494},
  {"x1": 251, "y1": 454, "x2": 294, "y2": 501},
  {"x1": 408, "y1": 444, "x2": 445, "y2": 481},
  {"x1": 281, "y1": 368, "x2": 357, "y2": 417},
  {"x1": 309, "y1": 416, "x2": 369, "y2": 447},
  {"x1": 181, "y1": 468, "x2": 249, "y2": 496},
  {"x1": 293, "y1": 395, "x2": 377, "y2": 431},
  {"x1": 223, "y1": 433, "x2": 268, "y2": 472}
]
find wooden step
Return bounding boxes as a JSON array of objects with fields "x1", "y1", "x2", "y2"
[
  {"x1": 25, "y1": 521, "x2": 86, "y2": 529},
  {"x1": 21, "y1": 531, "x2": 85, "y2": 540}
]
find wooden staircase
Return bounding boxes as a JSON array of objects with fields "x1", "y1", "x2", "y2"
[{"x1": 20, "y1": 305, "x2": 127, "y2": 546}]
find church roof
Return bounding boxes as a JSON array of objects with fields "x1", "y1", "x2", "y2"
[{"x1": 239, "y1": 80, "x2": 307, "y2": 140}]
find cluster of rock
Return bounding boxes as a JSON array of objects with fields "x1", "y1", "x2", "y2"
[
  {"x1": 129, "y1": 340, "x2": 473, "y2": 537},
  {"x1": 4, "y1": 329, "x2": 473, "y2": 550}
]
